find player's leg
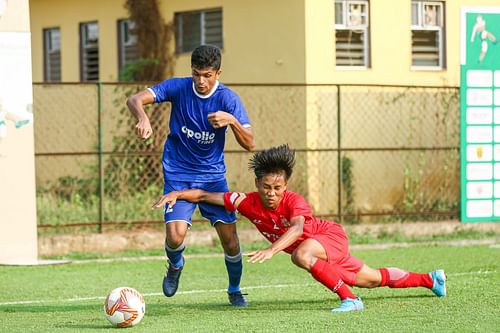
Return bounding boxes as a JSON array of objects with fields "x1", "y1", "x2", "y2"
[
  {"x1": 163, "y1": 219, "x2": 191, "y2": 297},
  {"x1": 292, "y1": 239, "x2": 363, "y2": 312},
  {"x1": 352, "y1": 264, "x2": 382, "y2": 288},
  {"x1": 214, "y1": 220, "x2": 248, "y2": 306},
  {"x1": 165, "y1": 221, "x2": 189, "y2": 269},
  {"x1": 377, "y1": 267, "x2": 445, "y2": 296},
  {"x1": 162, "y1": 181, "x2": 196, "y2": 297},
  {"x1": 214, "y1": 221, "x2": 248, "y2": 306},
  {"x1": 199, "y1": 179, "x2": 248, "y2": 306},
  {"x1": 354, "y1": 264, "x2": 446, "y2": 297}
]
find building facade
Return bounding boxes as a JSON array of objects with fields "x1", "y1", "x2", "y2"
[{"x1": 29, "y1": 0, "x2": 500, "y2": 86}]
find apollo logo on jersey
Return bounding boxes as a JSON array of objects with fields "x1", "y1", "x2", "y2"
[{"x1": 181, "y1": 126, "x2": 215, "y2": 144}]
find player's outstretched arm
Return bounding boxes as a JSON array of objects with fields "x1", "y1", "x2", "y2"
[
  {"x1": 245, "y1": 216, "x2": 305, "y2": 264},
  {"x1": 126, "y1": 90, "x2": 155, "y2": 140},
  {"x1": 152, "y1": 189, "x2": 225, "y2": 209}
]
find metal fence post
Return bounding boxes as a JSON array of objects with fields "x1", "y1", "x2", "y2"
[
  {"x1": 97, "y1": 82, "x2": 104, "y2": 233},
  {"x1": 337, "y1": 85, "x2": 343, "y2": 224}
]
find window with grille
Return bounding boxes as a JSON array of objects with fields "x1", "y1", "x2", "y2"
[
  {"x1": 80, "y1": 22, "x2": 99, "y2": 81},
  {"x1": 118, "y1": 19, "x2": 139, "y2": 73},
  {"x1": 411, "y1": 1, "x2": 445, "y2": 69},
  {"x1": 43, "y1": 28, "x2": 61, "y2": 82},
  {"x1": 334, "y1": 0, "x2": 370, "y2": 68},
  {"x1": 175, "y1": 8, "x2": 223, "y2": 54}
]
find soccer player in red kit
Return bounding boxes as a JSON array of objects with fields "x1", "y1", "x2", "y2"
[{"x1": 153, "y1": 144, "x2": 446, "y2": 312}]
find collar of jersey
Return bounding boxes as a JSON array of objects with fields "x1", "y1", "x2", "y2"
[{"x1": 192, "y1": 80, "x2": 219, "y2": 99}]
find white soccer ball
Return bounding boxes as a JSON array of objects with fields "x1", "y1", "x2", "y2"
[{"x1": 103, "y1": 287, "x2": 145, "y2": 327}]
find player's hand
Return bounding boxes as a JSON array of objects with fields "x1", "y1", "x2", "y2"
[
  {"x1": 244, "y1": 248, "x2": 274, "y2": 264},
  {"x1": 135, "y1": 118, "x2": 153, "y2": 139},
  {"x1": 207, "y1": 111, "x2": 235, "y2": 129},
  {"x1": 152, "y1": 193, "x2": 178, "y2": 210}
]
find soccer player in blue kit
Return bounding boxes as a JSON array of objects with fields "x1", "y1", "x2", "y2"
[{"x1": 127, "y1": 45, "x2": 255, "y2": 306}]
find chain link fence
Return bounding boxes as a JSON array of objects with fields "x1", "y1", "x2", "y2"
[{"x1": 33, "y1": 83, "x2": 460, "y2": 232}]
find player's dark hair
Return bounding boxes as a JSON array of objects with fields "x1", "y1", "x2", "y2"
[
  {"x1": 191, "y1": 45, "x2": 222, "y2": 70},
  {"x1": 249, "y1": 144, "x2": 296, "y2": 181}
]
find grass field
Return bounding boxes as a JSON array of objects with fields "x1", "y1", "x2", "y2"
[{"x1": 1, "y1": 244, "x2": 499, "y2": 333}]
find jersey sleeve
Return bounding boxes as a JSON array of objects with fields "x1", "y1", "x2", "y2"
[
  {"x1": 148, "y1": 78, "x2": 184, "y2": 103},
  {"x1": 288, "y1": 193, "x2": 314, "y2": 224},
  {"x1": 223, "y1": 192, "x2": 248, "y2": 212},
  {"x1": 225, "y1": 92, "x2": 251, "y2": 128}
]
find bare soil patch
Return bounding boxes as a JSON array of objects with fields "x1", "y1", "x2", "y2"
[{"x1": 38, "y1": 221, "x2": 500, "y2": 257}]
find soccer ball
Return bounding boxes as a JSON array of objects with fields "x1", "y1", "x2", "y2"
[{"x1": 103, "y1": 287, "x2": 145, "y2": 327}]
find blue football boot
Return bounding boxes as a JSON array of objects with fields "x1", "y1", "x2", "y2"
[
  {"x1": 331, "y1": 297, "x2": 364, "y2": 313},
  {"x1": 162, "y1": 257, "x2": 184, "y2": 297},
  {"x1": 430, "y1": 269, "x2": 446, "y2": 297},
  {"x1": 227, "y1": 291, "x2": 249, "y2": 307}
]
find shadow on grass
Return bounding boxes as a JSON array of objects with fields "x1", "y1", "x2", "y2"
[
  {"x1": 59, "y1": 324, "x2": 111, "y2": 330},
  {"x1": 0, "y1": 292, "x2": 436, "y2": 316},
  {"x1": 149, "y1": 299, "x2": 327, "y2": 314},
  {"x1": 0, "y1": 303, "x2": 97, "y2": 313},
  {"x1": 146, "y1": 293, "x2": 437, "y2": 315},
  {"x1": 359, "y1": 293, "x2": 436, "y2": 301}
]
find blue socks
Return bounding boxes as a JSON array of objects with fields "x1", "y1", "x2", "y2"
[
  {"x1": 225, "y1": 252, "x2": 243, "y2": 293},
  {"x1": 165, "y1": 242, "x2": 185, "y2": 269},
  {"x1": 166, "y1": 244, "x2": 242, "y2": 292}
]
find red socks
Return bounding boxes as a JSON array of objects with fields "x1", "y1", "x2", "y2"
[
  {"x1": 379, "y1": 267, "x2": 432, "y2": 288},
  {"x1": 310, "y1": 259, "x2": 356, "y2": 300},
  {"x1": 309, "y1": 262, "x2": 433, "y2": 300}
]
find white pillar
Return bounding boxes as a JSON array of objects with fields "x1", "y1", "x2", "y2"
[{"x1": 0, "y1": 0, "x2": 38, "y2": 265}]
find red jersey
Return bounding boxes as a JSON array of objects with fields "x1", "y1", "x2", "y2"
[{"x1": 223, "y1": 191, "x2": 343, "y2": 254}]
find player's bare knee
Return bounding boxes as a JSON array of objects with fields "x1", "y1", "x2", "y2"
[
  {"x1": 217, "y1": 231, "x2": 240, "y2": 254},
  {"x1": 221, "y1": 238, "x2": 240, "y2": 255},
  {"x1": 363, "y1": 279, "x2": 380, "y2": 288},
  {"x1": 166, "y1": 240, "x2": 183, "y2": 249},
  {"x1": 290, "y1": 254, "x2": 303, "y2": 268},
  {"x1": 165, "y1": 233, "x2": 185, "y2": 248},
  {"x1": 354, "y1": 276, "x2": 374, "y2": 288},
  {"x1": 355, "y1": 267, "x2": 382, "y2": 288},
  {"x1": 291, "y1": 249, "x2": 314, "y2": 270}
]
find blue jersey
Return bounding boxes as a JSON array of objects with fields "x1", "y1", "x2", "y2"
[{"x1": 148, "y1": 77, "x2": 251, "y2": 182}]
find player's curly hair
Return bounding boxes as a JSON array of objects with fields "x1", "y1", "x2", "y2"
[
  {"x1": 249, "y1": 144, "x2": 296, "y2": 180},
  {"x1": 191, "y1": 45, "x2": 221, "y2": 70}
]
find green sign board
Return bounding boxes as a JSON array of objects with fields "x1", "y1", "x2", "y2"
[{"x1": 460, "y1": 7, "x2": 500, "y2": 222}]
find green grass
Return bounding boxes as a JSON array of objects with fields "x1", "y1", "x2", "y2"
[
  {"x1": 346, "y1": 227, "x2": 499, "y2": 244},
  {"x1": 36, "y1": 189, "x2": 164, "y2": 227},
  {"x1": 1, "y1": 245, "x2": 499, "y2": 332}
]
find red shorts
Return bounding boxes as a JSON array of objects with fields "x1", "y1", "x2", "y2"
[{"x1": 311, "y1": 222, "x2": 364, "y2": 286}]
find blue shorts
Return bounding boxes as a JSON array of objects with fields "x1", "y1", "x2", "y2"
[{"x1": 163, "y1": 179, "x2": 236, "y2": 226}]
